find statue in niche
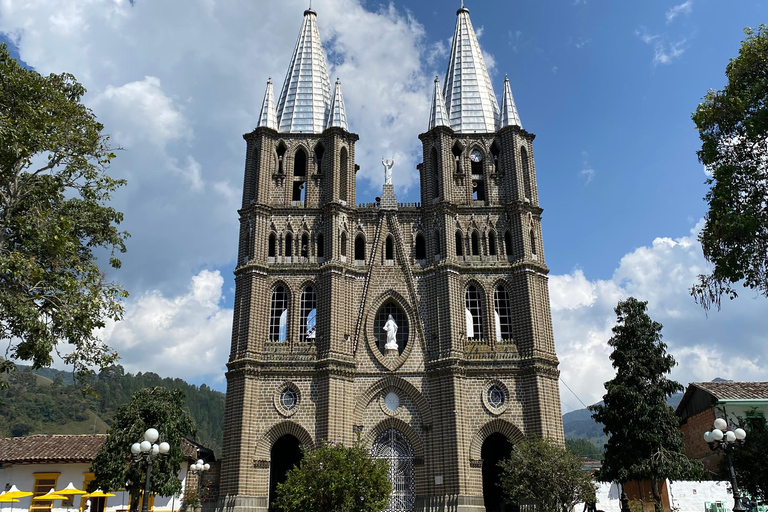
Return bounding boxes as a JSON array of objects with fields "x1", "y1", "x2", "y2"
[
  {"x1": 382, "y1": 158, "x2": 394, "y2": 185},
  {"x1": 383, "y1": 314, "x2": 398, "y2": 350}
]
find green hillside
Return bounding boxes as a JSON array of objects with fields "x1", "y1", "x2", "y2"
[{"x1": 0, "y1": 365, "x2": 225, "y2": 456}]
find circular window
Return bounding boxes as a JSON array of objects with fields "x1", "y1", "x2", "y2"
[
  {"x1": 373, "y1": 302, "x2": 409, "y2": 355},
  {"x1": 281, "y1": 388, "x2": 297, "y2": 410},
  {"x1": 385, "y1": 392, "x2": 400, "y2": 412},
  {"x1": 487, "y1": 386, "x2": 504, "y2": 409}
]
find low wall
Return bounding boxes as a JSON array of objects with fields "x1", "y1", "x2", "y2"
[{"x1": 590, "y1": 481, "x2": 733, "y2": 512}]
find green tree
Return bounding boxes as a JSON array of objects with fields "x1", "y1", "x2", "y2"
[
  {"x1": 273, "y1": 440, "x2": 391, "y2": 512},
  {"x1": 566, "y1": 438, "x2": 604, "y2": 460},
  {"x1": 0, "y1": 43, "x2": 128, "y2": 382},
  {"x1": 691, "y1": 25, "x2": 768, "y2": 310},
  {"x1": 728, "y1": 411, "x2": 768, "y2": 501},
  {"x1": 590, "y1": 298, "x2": 704, "y2": 512},
  {"x1": 498, "y1": 436, "x2": 596, "y2": 512},
  {"x1": 90, "y1": 387, "x2": 195, "y2": 512}
]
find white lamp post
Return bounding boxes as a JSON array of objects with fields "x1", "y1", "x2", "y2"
[
  {"x1": 130, "y1": 428, "x2": 171, "y2": 512},
  {"x1": 703, "y1": 418, "x2": 747, "y2": 512}
]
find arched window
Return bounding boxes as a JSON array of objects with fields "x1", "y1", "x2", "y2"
[
  {"x1": 292, "y1": 149, "x2": 307, "y2": 203},
  {"x1": 269, "y1": 286, "x2": 289, "y2": 342},
  {"x1": 455, "y1": 231, "x2": 464, "y2": 257},
  {"x1": 491, "y1": 141, "x2": 501, "y2": 173},
  {"x1": 452, "y1": 141, "x2": 463, "y2": 172},
  {"x1": 430, "y1": 147, "x2": 440, "y2": 199},
  {"x1": 285, "y1": 233, "x2": 293, "y2": 258},
  {"x1": 521, "y1": 146, "x2": 532, "y2": 200},
  {"x1": 268, "y1": 233, "x2": 276, "y2": 258},
  {"x1": 385, "y1": 235, "x2": 394, "y2": 260},
  {"x1": 434, "y1": 230, "x2": 442, "y2": 258},
  {"x1": 316, "y1": 234, "x2": 324, "y2": 259},
  {"x1": 300, "y1": 286, "x2": 317, "y2": 342},
  {"x1": 488, "y1": 232, "x2": 497, "y2": 256},
  {"x1": 494, "y1": 285, "x2": 513, "y2": 341},
  {"x1": 341, "y1": 232, "x2": 347, "y2": 258},
  {"x1": 530, "y1": 229, "x2": 537, "y2": 257},
  {"x1": 276, "y1": 142, "x2": 287, "y2": 174},
  {"x1": 294, "y1": 148, "x2": 307, "y2": 177},
  {"x1": 465, "y1": 285, "x2": 483, "y2": 340},
  {"x1": 301, "y1": 233, "x2": 309, "y2": 258},
  {"x1": 415, "y1": 234, "x2": 426, "y2": 260},
  {"x1": 314, "y1": 142, "x2": 325, "y2": 174},
  {"x1": 355, "y1": 234, "x2": 366, "y2": 261},
  {"x1": 339, "y1": 147, "x2": 348, "y2": 202},
  {"x1": 371, "y1": 429, "x2": 415, "y2": 512},
  {"x1": 471, "y1": 231, "x2": 480, "y2": 256},
  {"x1": 504, "y1": 231, "x2": 512, "y2": 256}
]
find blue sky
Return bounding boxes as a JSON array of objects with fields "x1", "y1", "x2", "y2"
[{"x1": 1, "y1": 0, "x2": 766, "y2": 411}]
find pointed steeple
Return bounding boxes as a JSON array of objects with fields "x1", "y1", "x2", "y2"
[
  {"x1": 428, "y1": 75, "x2": 450, "y2": 130},
  {"x1": 500, "y1": 75, "x2": 522, "y2": 129},
  {"x1": 257, "y1": 78, "x2": 278, "y2": 130},
  {"x1": 276, "y1": 9, "x2": 333, "y2": 133},
  {"x1": 443, "y1": 6, "x2": 500, "y2": 133},
  {"x1": 327, "y1": 79, "x2": 349, "y2": 131}
]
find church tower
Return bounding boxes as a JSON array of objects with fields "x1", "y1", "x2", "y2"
[{"x1": 218, "y1": 6, "x2": 563, "y2": 512}]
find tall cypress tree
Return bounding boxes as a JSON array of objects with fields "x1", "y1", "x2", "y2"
[{"x1": 590, "y1": 297, "x2": 704, "y2": 512}]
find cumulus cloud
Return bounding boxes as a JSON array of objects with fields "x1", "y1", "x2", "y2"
[
  {"x1": 666, "y1": 1, "x2": 693, "y2": 23},
  {"x1": 552, "y1": 221, "x2": 768, "y2": 412}
]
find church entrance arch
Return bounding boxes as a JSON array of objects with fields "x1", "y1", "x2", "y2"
[
  {"x1": 268, "y1": 434, "x2": 303, "y2": 511},
  {"x1": 372, "y1": 429, "x2": 415, "y2": 512},
  {"x1": 482, "y1": 432, "x2": 514, "y2": 512}
]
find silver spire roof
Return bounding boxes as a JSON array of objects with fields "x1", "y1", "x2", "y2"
[
  {"x1": 428, "y1": 75, "x2": 450, "y2": 130},
  {"x1": 275, "y1": 9, "x2": 332, "y2": 134},
  {"x1": 443, "y1": 7, "x2": 500, "y2": 133},
  {"x1": 500, "y1": 75, "x2": 522, "y2": 129},
  {"x1": 327, "y1": 79, "x2": 349, "y2": 131},
  {"x1": 257, "y1": 77, "x2": 278, "y2": 130}
]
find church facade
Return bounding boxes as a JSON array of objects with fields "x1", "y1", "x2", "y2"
[{"x1": 218, "y1": 6, "x2": 564, "y2": 512}]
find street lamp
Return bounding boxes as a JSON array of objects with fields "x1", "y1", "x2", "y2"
[
  {"x1": 130, "y1": 428, "x2": 171, "y2": 512},
  {"x1": 703, "y1": 418, "x2": 747, "y2": 512}
]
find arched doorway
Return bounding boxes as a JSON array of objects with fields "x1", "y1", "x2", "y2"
[
  {"x1": 482, "y1": 432, "x2": 514, "y2": 512},
  {"x1": 372, "y1": 429, "x2": 415, "y2": 512},
  {"x1": 269, "y1": 434, "x2": 303, "y2": 512}
]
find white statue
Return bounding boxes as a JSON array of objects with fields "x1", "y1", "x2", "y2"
[
  {"x1": 382, "y1": 158, "x2": 394, "y2": 185},
  {"x1": 383, "y1": 314, "x2": 398, "y2": 350}
]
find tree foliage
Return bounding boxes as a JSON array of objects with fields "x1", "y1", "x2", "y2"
[
  {"x1": 566, "y1": 438, "x2": 604, "y2": 460},
  {"x1": 691, "y1": 25, "x2": 768, "y2": 309},
  {"x1": 273, "y1": 440, "x2": 391, "y2": 512},
  {"x1": 0, "y1": 43, "x2": 128, "y2": 381},
  {"x1": 90, "y1": 387, "x2": 196, "y2": 512},
  {"x1": 590, "y1": 298, "x2": 704, "y2": 511},
  {"x1": 727, "y1": 412, "x2": 768, "y2": 501},
  {"x1": 498, "y1": 436, "x2": 597, "y2": 512}
]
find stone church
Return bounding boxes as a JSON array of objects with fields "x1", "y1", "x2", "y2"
[{"x1": 218, "y1": 5, "x2": 564, "y2": 512}]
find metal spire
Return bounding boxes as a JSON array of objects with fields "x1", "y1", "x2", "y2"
[
  {"x1": 428, "y1": 75, "x2": 450, "y2": 130},
  {"x1": 500, "y1": 75, "x2": 522, "y2": 129},
  {"x1": 257, "y1": 78, "x2": 278, "y2": 130},
  {"x1": 443, "y1": 5, "x2": 500, "y2": 133},
  {"x1": 276, "y1": 9, "x2": 332, "y2": 133},
  {"x1": 327, "y1": 78, "x2": 349, "y2": 131}
]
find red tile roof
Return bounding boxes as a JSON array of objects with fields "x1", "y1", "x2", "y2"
[
  {"x1": 691, "y1": 381, "x2": 768, "y2": 400},
  {"x1": 0, "y1": 434, "x2": 106, "y2": 464}
]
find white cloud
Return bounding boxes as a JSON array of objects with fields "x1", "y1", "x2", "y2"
[
  {"x1": 635, "y1": 27, "x2": 687, "y2": 66},
  {"x1": 552, "y1": 221, "x2": 768, "y2": 412},
  {"x1": 666, "y1": 1, "x2": 693, "y2": 23},
  {"x1": 99, "y1": 270, "x2": 232, "y2": 384},
  {"x1": 579, "y1": 151, "x2": 596, "y2": 185}
]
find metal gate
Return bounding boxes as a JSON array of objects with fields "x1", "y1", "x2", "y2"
[{"x1": 372, "y1": 429, "x2": 415, "y2": 512}]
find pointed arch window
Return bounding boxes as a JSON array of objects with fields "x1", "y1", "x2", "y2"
[
  {"x1": 530, "y1": 229, "x2": 537, "y2": 257},
  {"x1": 341, "y1": 232, "x2": 347, "y2": 259},
  {"x1": 465, "y1": 285, "x2": 483, "y2": 341},
  {"x1": 521, "y1": 146, "x2": 532, "y2": 200},
  {"x1": 285, "y1": 233, "x2": 293, "y2": 258},
  {"x1": 292, "y1": 149, "x2": 307, "y2": 203},
  {"x1": 277, "y1": 142, "x2": 287, "y2": 174},
  {"x1": 455, "y1": 231, "x2": 464, "y2": 257},
  {"x1": 294, "y1": 148, "x2": 307, "y2": 177},
  {"x1": 430, "y1": 147, "x2": 440, "y2": 199},
  {"x1": 301, "y1": 233, "x2": 309, "y2": 258},
  {"x1": 300, "y1": 286, "x2": 317, "y2": 341},
  {"x1": 355, "y1": 234, "x2": 366, "y2": 261},
  {"x1": 269, "y1": 286, "x2": 289, "y2": 342},
  {"x1": 434, "y1": 230, "x2": 442, "y2": 259},
  {"x1": 268, "y1": 233, "x2": 276, "y2": 258},
  {"x1": 488, "y1": 232, "x2": 497, "y2": 256},
  {"x1": 452, "y1": 141, "x2": 463, "y2": 172},
  {"x1": 504, "y1": 231, "x2": 512, "y2": 256},
  {"x1": 314, "y1": 142, "x2": 325, "y2": 174},
  {"x1": 491, "y1": 141, "x2": 500, "y2": 173},
  {"x1": 385, "y1": 235, "x2": 394, "y2": 261},
  {"x1": 316, "y1": 234, "x2": 324, "y2": 259},
  {"x1": 415, "y1": 234, "x2": 426, "y2": 261},
  {"x1": 494, "y1": 285, "x2": 513, "y2": 341},
  {"x1": 339, "y1": 147, "x2": 348, "y2": 202}
]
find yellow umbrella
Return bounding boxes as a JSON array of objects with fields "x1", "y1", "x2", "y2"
[
  {"x1": 32, "y1": 490, "x2": 68, "y2": 501},
  {"x1": 82, "y1": 491, "x2": 115, "y2": 499},
  {"x1": 54, "y1": 484, "x2": 86, "y2": 497},
  {"x1": 0, "y1": 496, "x2": 19, "y2": 503},
  {"x1": 2, "y1": 486, "x2": 32, "y2": 499}
]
